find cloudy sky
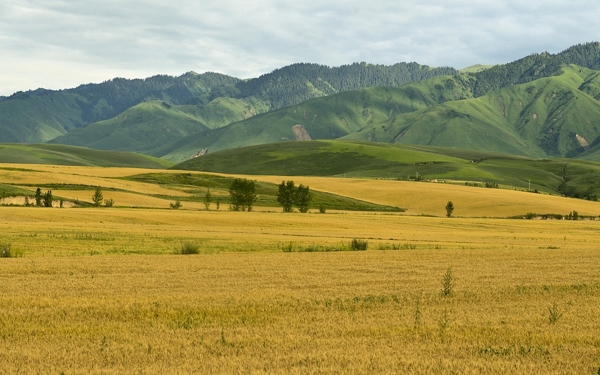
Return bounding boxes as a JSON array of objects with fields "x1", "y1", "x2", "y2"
[{"x1": 1, "y1": 0, "x2": 599, "y2": 96}]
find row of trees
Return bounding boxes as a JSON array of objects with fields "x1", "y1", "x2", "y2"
[
  {"x1": 276, "y1": 180, "x2": 313, "y2": 213},
  {"x1": 34, "y1": 188, "x2": 54, "y2": 207},
  {"x1": 29, "y1": 186, "x2": 112, "y2": 208},
  {"x1": 225, "y1": 179, "x2": 314, "y2": 213}
]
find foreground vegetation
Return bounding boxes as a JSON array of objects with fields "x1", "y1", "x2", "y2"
[
  {"x1": 0, "y1": 205, "x2": 600, "y2": 373},
  {"x1": 1, "y1": 164, "x2": 600, "y2": 372}
]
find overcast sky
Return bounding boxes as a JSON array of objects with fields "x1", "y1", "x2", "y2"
[{"x1": 1, "y1": 0, "x2": 599, "y2": 96}]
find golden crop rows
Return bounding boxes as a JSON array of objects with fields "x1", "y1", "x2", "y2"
[{"x1": 1, "y1": 165, "x2": 599, "y2": 373}]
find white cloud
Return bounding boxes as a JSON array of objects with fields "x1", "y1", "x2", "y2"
[{"x1": 1, "y1": 0, "x2": 598, "y2": 96}]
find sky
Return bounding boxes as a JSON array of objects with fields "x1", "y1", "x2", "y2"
[{"x1": 1, "y1": 0, "x2": 599, "y2": 96}]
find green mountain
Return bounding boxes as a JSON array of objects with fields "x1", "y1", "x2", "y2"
[
  {"x1": 156, "y1": 75, "x2": 474, "y2": 161},
  {"x1": 0, "y1": 144, "x2": 172, "y2": 168},
  {"x1": 2, "y1": 42, "x2": 598, "y2": 161},
  {"x1": 343, "y1": 65, "x2": 600, "y2": 158},
  {"x1": 0, "y1": 72, "x2": 240, "y2": 143},
  {"x1": 173, "y1": 140, "x2": 600, "y2": 199},
  {"x1": 159, "y1": 63, "x2": 600, "y2": 161},
  {"x1": 1, "y1": 62, "x2": 456, "y2": 145},
  {"x1": 47, "y1": 68, "x2": 465, "y2": 161},
  {"x1": 229, "y1": 62, "x2": 458, "y2": 110},
  {"x1": 49, "y1": 97, "x2": 268, "y2": 154}
]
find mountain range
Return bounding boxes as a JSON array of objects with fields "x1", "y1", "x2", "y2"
[{"x1": 1, "y1": 42, "x2": 599, "y2": 162}]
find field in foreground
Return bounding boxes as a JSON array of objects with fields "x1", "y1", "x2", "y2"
[
  {"x1": 1, "y1": 205, "x2": 600, "y2": 373},
  {"x1": 2, "y1": 164, "x2": 600, "y2": 373}
]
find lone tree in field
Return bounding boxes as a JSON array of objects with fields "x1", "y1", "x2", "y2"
[
  {"x1": 295, "y1": 184, "x2": 313, "y2": 213},
  {"x1": 43, "y1": 190, "x2": 53, "y2": 207},
  {"x1": 276, "y1": 181, "x2": 296, "y2": 212},
  {"x1": 204, "y1": 189, "x2": 212, "y2": 210},
  {"x1": 92, "y1": 187, "x2": 103, "y2": 207},
  {"x1": 229, "y1": 178, "x2": 257, "y2": 212},
  {"x1": 445, "y1": 201, "x2": 454, "y2": 217},
  {"x1": 35, "y1": 188, "x2": 42, "y2": 207}
]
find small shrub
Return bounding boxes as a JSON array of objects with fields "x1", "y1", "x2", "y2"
[
  {"x1": 180, "y1": 242, "x2": 200, "y2": 255},
  {"x1": 0, "y1": 243, "x2": 12, "y2": 258},
  {"x1": 441, "y1": 267, "x2": 454, "y2": 296},
  {"x1": 413, "y1": 296, "x2": 422, "y2": 329},
  {"x1": 170, "y1": 200, "x2": 182, "y2": 209},
  {"x1": 378, "y1": 243, "x2": 417, "y2": 250},
  {"x1": 104, "y1": 199, "x2": 114, "y2": 207},
  {"x1": 548, "y1": 302, "x2": 563, "y2": 324},
  {"x1": 350, "y1": 238, "x2": 368, "y2": 251},
  {"x1": 319, "y1": 205, "x2": 326, "y2": 214},
  {"x1": 280, "y1": 242, "x2": 294, "y2": 253}
]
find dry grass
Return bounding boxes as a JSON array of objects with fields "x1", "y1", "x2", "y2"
[
  {"x1": 1, "y1": 164, "x2": 600, "y2": 373},
  {"x1": 0, "y1": 248, "x2": 599, "y2": 373},
  {"x1": 245, "y1": 175, "x2": 600, "y2": 217},
  {"x1": 5, "y1": 163, "x2": 600, "y2": 217}
]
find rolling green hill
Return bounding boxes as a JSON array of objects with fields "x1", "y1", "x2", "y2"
[
  {"x1": 160, "y1": 65, "x2": 600, "y2": 161},
  {"x1": 0, "y1": 72, "x2": 240, "y2": 143},
  {"x1": 2, "y1": 42, "x2": 598, "y2": 163},
  {"x1": 173, "y1": 140, "x2": 600, "y2": 199},
  {"x1": 156, "y1": 76, "x2": 475, "y2": 161},
  {"x1": 1, "y1": 62, "x2": 456, "y2": 145},
  {"x1": 48, "y1": 98, "x2": 268, "y2": 154},
  {"x1": 343, "y1": 65, "x2": 600, "y2": 158},
  {"x1": 0, "y1": 144, "x2": 172, "y2": 168}
]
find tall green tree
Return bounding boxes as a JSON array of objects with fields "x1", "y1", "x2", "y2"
[
  {"x1": 229, "y1": 179, "x2": 256, "y2": 212},
  {"x1": 445, "y1": 201, "x2": 454, "y2": 218},
  {"x1": 92, "y1": 187, "x2": 103, "y2": 207},
  {"x1": 276, "y1": 181, "x2": 296, "y2": 212},
  {"x1": 43, "y1": 190, "x2": 53, "y2": 207},
  {"x1": 295, "y1": 184, "x2": 313, "y2": 213},
  {"x1": 204, "y1": 189, "x2": 212, "y2": 210},
  {"x1": 35, "y1": 188, "x2": 42, "y2": 207}
]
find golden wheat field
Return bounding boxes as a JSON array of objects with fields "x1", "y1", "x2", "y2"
[{"x1": 1, "y1": 164, "x2": 600, "y2": 373}]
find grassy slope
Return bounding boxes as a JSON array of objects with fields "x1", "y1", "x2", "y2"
[
  {"x1": 459, "y1": 64, "x2": 496, "y2": 73},
  {"x1": 173, "y1": 140, "x2": 600, "y2": 197},
  {"x1": 0, "y1": 144, "x2": 172, "y2": 168},
  {"x1": 343, "y1": 66, "x2": 600, "y2": 158},
  {"x1": 163, "y1": 65, "x2": 600, "y2": 161},
  {"x1": 0, "y1": 92, "x2": 85, "y2": 143},
  {"x1": 158, "y1": 76, "x2": 475, "y2": 161},
  {"x1": 3, "y1": 163, "x2": 600, "y2": 216},
  {"x1": 49, "y1": 98, "x2": 269, "y2": 155}
]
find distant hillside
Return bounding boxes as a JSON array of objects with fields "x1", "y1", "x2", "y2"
[
  {"x1": 0, "y1": 144, "x2": 172, "y2": 168},
  {"x1": 49, "y1": 98, "x2": 268, "y2": 154},
  {"x1": 173, "y1": 140, "x2": 600, "y2": 199},
  {"x1": 0, "y1": 61, "x2": 457, "y2": 145},
  {"x1": 459, "y1": 65, "x2": 495, "y2": 73},
  {"x1": 2, "y1": 42, "x2": 598, "y2": 161},
  {"x1": 156, "y1": 75, "x2": 474, "y2": 161},
  {"x1": 0, "y1": 72, "x2": 239, "y2": 143},
  {"x1": 344, "y1": 65, "x2": 600, "y2": 158},
  {"x1": 230, "y1": 62, "x2": 458, "y2": 110},
  {"x1": 160, "y1": 64, "x2": 600, "y2": 161}
]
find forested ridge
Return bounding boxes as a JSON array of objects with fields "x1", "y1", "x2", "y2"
[
  {"x1": 233, "y1": 62, "x2": 458, "y2": 110},
  {"x1": 469, "y1": 42, "x2": 600, "y2": 96},
  {"x1": 1, "y1": 42, "x2": 598, "y2": 148}
]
